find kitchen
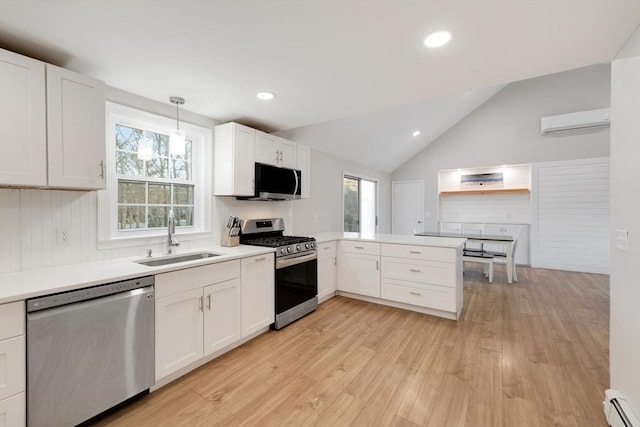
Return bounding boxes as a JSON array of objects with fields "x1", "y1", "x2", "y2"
[{"x1": 1, "y1": 1, "x2": 640, "y2": 426}]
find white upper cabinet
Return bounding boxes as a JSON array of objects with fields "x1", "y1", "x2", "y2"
[
  {"x1": 296, "y1": 143, "x2": 310, "y2": 199},
  {"x1": 0, "y1": 48, "x2": 106, "y2": 190},
  {"x1": 214, "y1": 122, "x2": 255, "y2": 196},
  {"x1": 46, "y1": 64, "x2": 106, "y2": 189},
  {"x1": 255, "y1": 131, "x2": 297, "y2": 169},
  {"x1": 0, "y1": 49, "x2": 47, "y2": 187}
]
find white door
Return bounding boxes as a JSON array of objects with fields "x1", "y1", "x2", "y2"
[
  {"x1": 241, "y1": 254, "x2": 275, "y2": 337},
  {"x1": 392, "y1": 180, "x2": 424, "y2": 235}
]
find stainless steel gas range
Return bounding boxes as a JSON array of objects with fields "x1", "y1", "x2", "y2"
[{"x1": 240, "y1": 218, "x2": 317, "y2": 329}]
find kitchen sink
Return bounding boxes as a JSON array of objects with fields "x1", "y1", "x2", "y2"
[{"x1": 135, "y1": 252, "x2": 222, "y2": 267}]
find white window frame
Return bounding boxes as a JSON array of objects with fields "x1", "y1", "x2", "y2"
[
  {"x1": 342, "y1": 171, "x2": 379, "y2": 234},
  {"x1": 98, "y1": 102, "x2": 212, "y2": 249}
]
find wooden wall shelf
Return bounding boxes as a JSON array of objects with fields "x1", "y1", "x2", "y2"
[{"x1": 439, "y1": 188, "x2": 530, "y2": 196}]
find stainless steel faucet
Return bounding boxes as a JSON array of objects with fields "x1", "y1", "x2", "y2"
[{"x1": 167, "y1": 209, "x2": 180, "y2": 254}]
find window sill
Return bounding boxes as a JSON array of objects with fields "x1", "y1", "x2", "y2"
[{"x1": 98, "y1": 230, "x2": 213, "y2": 250}]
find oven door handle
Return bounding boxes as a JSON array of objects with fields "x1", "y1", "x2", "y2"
[{"x1": 276, "y1": 251, "x2": 317, "y2": 269}]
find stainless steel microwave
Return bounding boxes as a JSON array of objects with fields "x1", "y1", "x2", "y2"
[{"x1": 238, "y1": 162, "x2": 302, "y2": 201}]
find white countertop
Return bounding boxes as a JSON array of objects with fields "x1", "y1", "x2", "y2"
[
  {"x1": 312, "y1": 231, "x2": 467, "y2": 248},
  {"x1": 0, "y1": 245, "x2": 274, "y2": 304},
  {"x1": 0, "y1": 232, "x2": 465, "y2": 305}
]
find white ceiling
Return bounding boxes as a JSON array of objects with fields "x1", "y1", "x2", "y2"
[{"x1": 1, "y1": 1, "x2": 639, "y2": 171}]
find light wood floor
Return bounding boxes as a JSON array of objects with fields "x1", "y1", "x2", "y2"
[{"x1": 96, "y1": 264, "x2": 610, "y2": 427}]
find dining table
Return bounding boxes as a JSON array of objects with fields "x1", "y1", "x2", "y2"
[{"x1": 415, "y1": 231, "x2": 516, "y2": 283}]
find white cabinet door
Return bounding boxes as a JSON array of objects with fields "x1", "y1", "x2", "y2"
[
  {"x1": 203, "y1": 278, "x2": 241, "y2": 356},
  {"x1": 0, "y1": 336, "x2": 25, "y2": 401},
  {"x1": 255, "y1": 131, "x2": 280, "y2": 166},
  {"x1": 338, "y1": 252, "x2": 381, "y2": 298},
  {"x1": 0, "y1": 49, "x2": 47, "y2": 187},
  {"x1": 255, "y1": 132, "x2": 297, "y2": 168},
  {"x1": 155, "y1": 288, "x2": 204, "y2": 380},
  {"x1": 0, "y1": 392, "x2": 25, "y2": 427},
  {"x1": 214, "y1": 122, "x2": 255, "y2": 196},
  {"x1": 277, "y1": 136, "x2": 297, "y2": 169},
  {"x1": 241, "y1": 254, "x2": 275, "y2": 337},
  {"x1": 297, "y1": 143, "x2": 311, "y2": 199},
  {"x1": 317, "y1": 241, "x2": 337, "y2": 301},
  {"x1": 46, "y1": 64, "x2": 106, "y2": 189}
]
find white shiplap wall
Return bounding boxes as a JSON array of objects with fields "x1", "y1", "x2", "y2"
[
  {"x1": 531, "y1": 157, "x2": 610, "y2": 274},
  {"x1": 439, "y1": 192, "x2": 531, "y2": 223},
  {"x1": 0, "y1": 188, "x2": 293, "y2": 274}
]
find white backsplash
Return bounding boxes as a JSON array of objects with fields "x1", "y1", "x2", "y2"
[{"x1": 0, "y1": 188, "x2": 293, "y2": 274}]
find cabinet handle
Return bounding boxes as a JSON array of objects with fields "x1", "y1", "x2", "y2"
[
  {"x1": 279, "y1": 150, "x2": 283, "y2": 162},
  {"x1": 207, "y1": 294, "x2": 211, "y2": 310},
  {"x1": 255, "y1": 257, "x2": 267, "y2": 262},
  {"x1": 276, "y1": 151, "x2": 280, "y2": 163},
  {"x1": 376, "y1": 260, "x2": 379, "y2": 270},
  {"x1": 409, "y1": 291, "x2": 421, "y2": 296},
  {"x1": 409, "y1": 269, "x2": 422, "y2": 273},
  {"x1": 198, "y1": 296, "x2": 204, "y2": 312},
  {"x1": 99, "y1": 160, "x2": 105, "y2": 179},
  {"x1": 354, "y1": 246, "x2": 365, "y2": 249},
  {"x1": 409, "y1": 251, "x2": 421, "y2": 254},
  {"x1": 323, "y1": 246, "x2": 331, "y2": 250}
]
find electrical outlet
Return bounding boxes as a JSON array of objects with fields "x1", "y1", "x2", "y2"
[
  {"x1": 616, "y1": 229, "x2": 628, "y2": 252},
  {"x1": 57, "y1": 227, "x2": 70, "y2": 244}
]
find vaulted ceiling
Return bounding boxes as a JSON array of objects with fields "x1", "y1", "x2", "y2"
[{"x1": 1, "y1": 1, "x2": 639, "y2": 171}]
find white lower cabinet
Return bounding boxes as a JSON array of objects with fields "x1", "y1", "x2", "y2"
[
  {"x1": 241, "y1": 254, "x2": 275, "y2": 337},
  {"x1": 337, "y1": 241, "x2": 381, "y2": 298},
  {"x1": 155, "y1": 260, "x2": 242, "y2": 380},
  {"x1": 155, "y1": 288, "x2": 204, "y2": 379},
  {"x1": 204, "y1": 279, "x2": 241, "y2": 355},
  {"x1": 0, "y1": 301, "x2": 26, "y2": 427},
  {"x1": 317, "y1": 241, "x2": 337, "y2": 302},
  {"x1": 0, "y1": 392, "x2": 25, "y2": 427},
  {"x1": 380, "y1": 244, "x2": 461, "y2": 318}
]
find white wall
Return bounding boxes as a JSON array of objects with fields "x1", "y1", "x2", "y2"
[
  {"x1": 391, "y1": 63, "x2": 611, "y2": 231},
  {"x1": 291, "y1": 149, "x2": 391, "y2": 235},
  {"x1": 610, "y1": 25, "x2": 640, "y2": 421}
]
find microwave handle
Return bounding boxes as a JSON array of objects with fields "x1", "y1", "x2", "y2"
[{"x1": 293, "y1": 169, "x2": 299, "y2": 196}]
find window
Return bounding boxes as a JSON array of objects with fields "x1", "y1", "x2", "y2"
[
  {"x1": 99, "y1": 103, "x2": 212, "y2": 246},
  {"x1": 343, "y1": 174, "x2": 377, "y2": 234}
]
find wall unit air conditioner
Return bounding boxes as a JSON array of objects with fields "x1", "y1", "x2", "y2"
[{"x1": 540, "y1": 107, "x2": 610, "y2": 135}]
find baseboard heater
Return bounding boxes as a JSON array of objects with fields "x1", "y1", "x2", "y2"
[{"x1": 604, "y1": 389, "x2": 640, "y2": 427}]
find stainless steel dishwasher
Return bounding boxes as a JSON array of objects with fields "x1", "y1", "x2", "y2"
[{"x1": 26, "y1": 276, "x2": 155, "y2": 427}]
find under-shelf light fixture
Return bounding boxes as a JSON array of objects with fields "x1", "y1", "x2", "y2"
[{"x1": 169, "y1": 96, "x2": 186, "y2": 156}]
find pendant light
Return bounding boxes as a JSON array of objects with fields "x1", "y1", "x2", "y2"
[
  {"x1": 137, "y1": 137, "x2": 153, "y2": 160},
  {"x1": 169, "y1": 96, "x2": 186, "y2": 156}
]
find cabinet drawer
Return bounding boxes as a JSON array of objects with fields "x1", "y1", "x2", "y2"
[
  {"x1": 381, "y1": 244, "x2": 455, "y2": 263},
  {"x1": 317, "y1": 241, "x2": 337, "y2": 259},
  {"x1": 0, "y1": 392, "x2": 25, "y2": 427},
  {"x1": 381, "y1": 258, "x2": 455, "y2": 287},
  {"x1": 0, "y1": 335, "x2": 26, "y2": 401},
  {"x1": 340, "y1": 240, "x2": 380, "y2": 255},
  {"x1": 382, "y1": 279, "x2": 455, "y2": 312},
  {"x1": 0, "y1": 301, "x2": 24, "y2": 340},
  {"x1": 156, "y1": 259, "x2": 241, "y2": 298}
]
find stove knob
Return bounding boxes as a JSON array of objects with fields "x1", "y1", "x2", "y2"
[
  {"x1": 310, "y1": 242, "x2": 316, "y2": 248},
  {"x1": 305, "y1": 243, "x2": 310, "y2": 249},
  {"x1": 287, "y1": 247, "x2": 292, "y2": 253},
  {"x1": 296, "y1": 245, "x2": 301, "y2": 251},
  {"x1": 279, "y1": 248, "x2": 285, "y2": 255}
]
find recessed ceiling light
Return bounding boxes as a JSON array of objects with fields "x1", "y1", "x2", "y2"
[
  {"x1": 256, "y1": 91, "x2": 275, "y2": 100},
  {"x1": 412, "y1": 130, "x2": 421, "y2": 137},
  {"x1": 424, "y1": 31, "x2": 451, "y2": 48}
]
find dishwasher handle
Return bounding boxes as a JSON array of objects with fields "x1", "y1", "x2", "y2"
[{"x1": 27, "y1": 275, "x2": 155, "y2": 312}]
